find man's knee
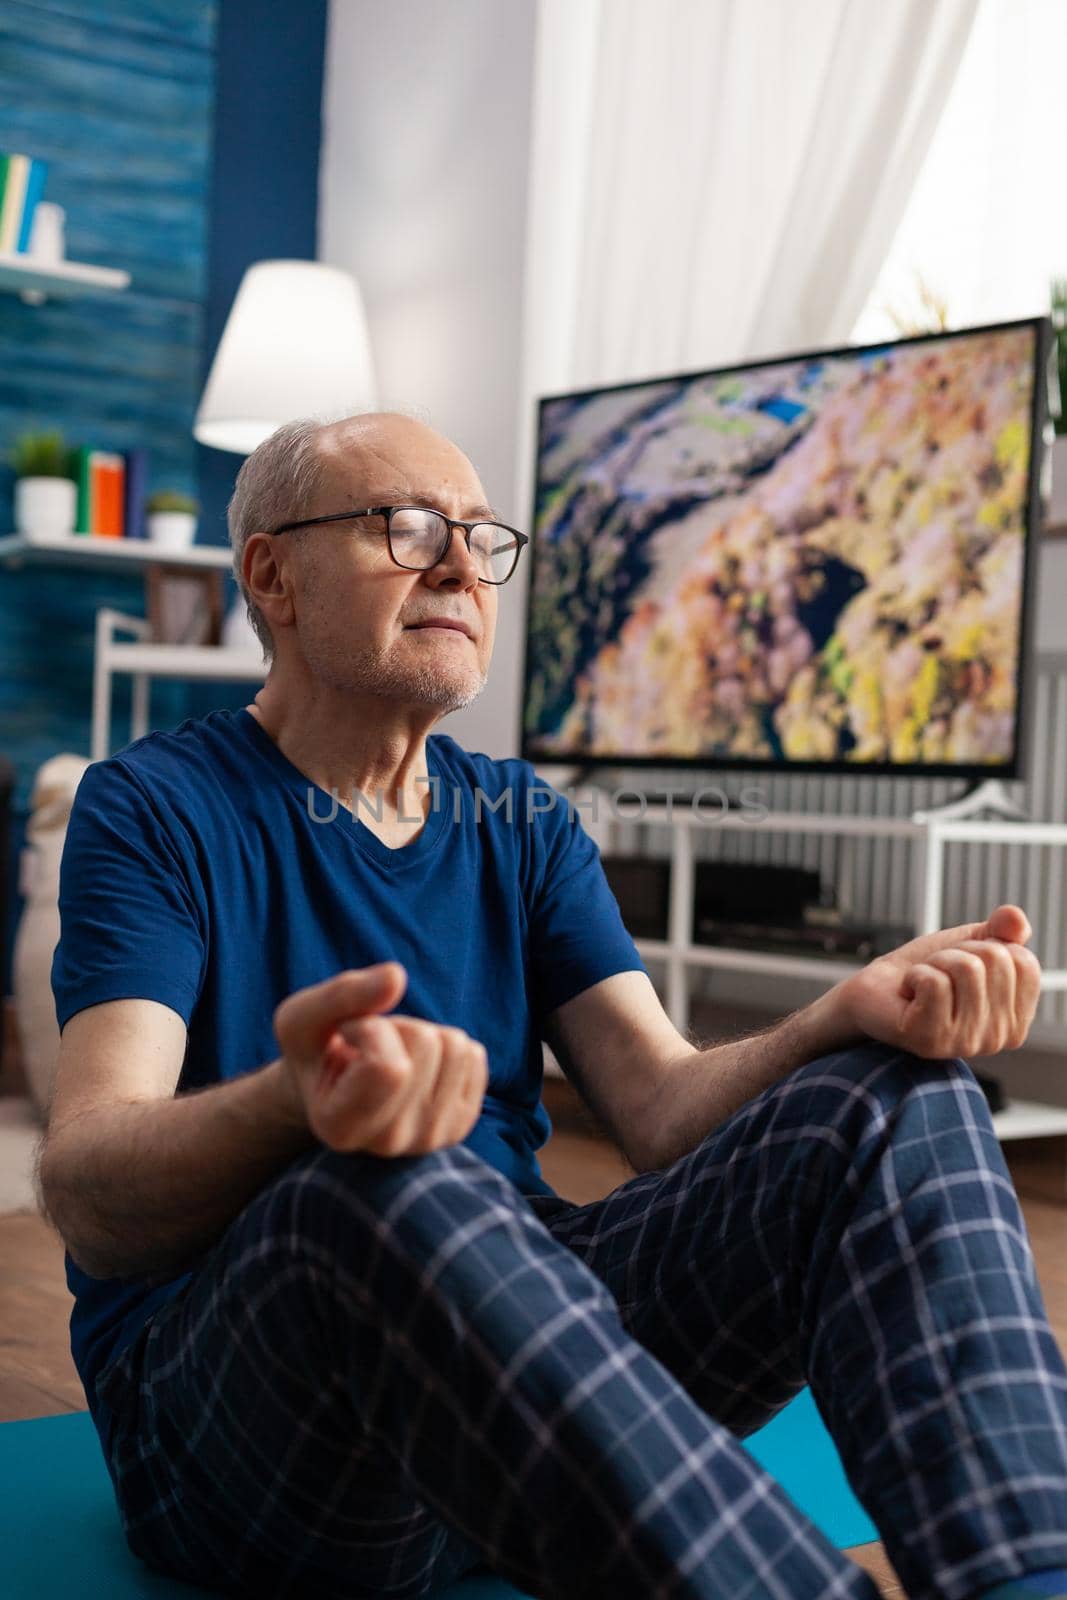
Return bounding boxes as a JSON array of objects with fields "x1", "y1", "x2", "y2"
[
  {"x1": 257, "y1": 1139, "x2": 616, "y2": 1348},
  {"x1": 269, "y1": 1138, "x2": 528, "y2": 1263},
  {"x1": 790, "y1": 1038, "x2": 991, "y2": 1151},
  {"x1": 797, "y1": 1036, "x2": 974, "y2": 1092}
]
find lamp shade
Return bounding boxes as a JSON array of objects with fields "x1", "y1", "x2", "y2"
[{"x1": 193, "y1": 260, "x2": 378, "y2": 454}]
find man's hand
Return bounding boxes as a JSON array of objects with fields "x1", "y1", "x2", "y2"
[
  {"x1": 273, "y1": 963, "x2": 489, "y2": 1155},
  {"x1": 832, "y1": 904, "x2": 1042, "y2": 1059}
]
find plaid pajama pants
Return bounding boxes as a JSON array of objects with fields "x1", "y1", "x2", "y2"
[{"x1": 94, "y1": 1041, "x2": 1067, "y2": 1600}]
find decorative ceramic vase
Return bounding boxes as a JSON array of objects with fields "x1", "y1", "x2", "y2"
[
  {"x1": 14, "y1": 476, "x2": 76, "y2": 541},
  {"x1": 146, "y1": 511, "x2": 197, "y2": 549}
]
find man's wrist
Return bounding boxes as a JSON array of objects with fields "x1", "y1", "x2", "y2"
[
  {"x1": 796, "y1": 981, "x2": 866, "y2": 1059},
  {"x1": 263, "y1": 1057, "x2": 313, "y2": 1138}
]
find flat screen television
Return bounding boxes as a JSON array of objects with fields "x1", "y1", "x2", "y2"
[{"x1": 520, "y1": 318, "x2": 1051, "y2": 780}]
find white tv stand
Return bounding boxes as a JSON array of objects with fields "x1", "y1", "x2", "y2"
[{"x1": 579, "y1": 795, "x2": 1067, "y2": 1150}]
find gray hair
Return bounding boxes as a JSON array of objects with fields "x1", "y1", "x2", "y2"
[{"x1": 226, "y1": 417, "x2": 335, "y2": 662}]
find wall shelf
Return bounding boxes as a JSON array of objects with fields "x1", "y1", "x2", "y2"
[
  {"x1": 105, "y1": 638, "x2": 264, "y2": 680},
  {"x1": 987, "y1": 1100, "x2": 1067, "y2": 1142},
  {"x1": 0, "y1": 253, "x2": 129, "y2": 301},
  {"x1": 0, "y1": 533, "x2": 232, "y2": 574},
  {"x1": 635, "y1": 938, "x2": 869, "y2": 987}
]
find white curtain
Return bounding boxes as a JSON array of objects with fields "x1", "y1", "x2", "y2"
[{"x1": 517, "y1": 0, "x2": 981, "y2": 506}]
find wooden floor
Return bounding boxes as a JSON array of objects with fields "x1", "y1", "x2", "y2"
[{"x1": 3, "y1": 1075, "x2": 1066, "y2": 1600}]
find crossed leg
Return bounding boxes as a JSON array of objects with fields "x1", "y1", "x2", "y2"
[
  {"x1": 529, "y1": 1042, "x2": 1067, "y2": 1600},
  {"x1": 96, "y1": 1042, "x2": 1067, "y2": 1600}
]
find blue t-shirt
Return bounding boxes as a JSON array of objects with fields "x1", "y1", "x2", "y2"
[{"x1": 51, "y1": 707, "x2": 645, "y2": 1458}]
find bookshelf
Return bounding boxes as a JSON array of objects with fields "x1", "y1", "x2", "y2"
[
  {"x1": 0, "y1": 533, "x2": 232, "y2": 574},
  {"x1": 0, "y1": 253, "x2": 129, "y2": 302}
]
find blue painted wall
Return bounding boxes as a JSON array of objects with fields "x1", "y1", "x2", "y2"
[
  {"x1": 188, "y1": 0, "x2": 326, "y2": 719},
  {"x1": 0, "y1": 0, "x2": 217, "y2": 817},
  {"x1": 1, "y1": 0, "x2": 327, "y2": 995}
]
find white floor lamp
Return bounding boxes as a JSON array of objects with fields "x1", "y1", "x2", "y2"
[
  {"x1": 192, "y1": 258, "x2": 379, "y2": 643},
  {"x1": 193, "y1": 258, "x2": 378, "y2": 454}
]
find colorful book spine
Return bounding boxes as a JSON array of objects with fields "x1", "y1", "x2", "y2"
[
  {"x1": 123, "y1": 448, "x2": 148, "y2": 539},
  {"x1": 16, "y1": 158, "x2": 47, "y2": 253},
  {"x1": 73, "y1": 447, "x2": 126, "y2": 537},
  {"x1": 74, "y1": 446, "x2": 92, "y2": 535},
  {"x1": 0, "y1": 153, "x2": 48, "y2": 255},
  {"x1": 94, "y1": 453, "x2": 125, "y2": 538},
  {"x1": 0, "y1": 154, "x2": 30, "y2": 254}
]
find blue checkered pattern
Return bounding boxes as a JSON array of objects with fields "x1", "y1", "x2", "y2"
[{"x1": 93, "y1": 1043, "x2": 1067, "y2": 1600}]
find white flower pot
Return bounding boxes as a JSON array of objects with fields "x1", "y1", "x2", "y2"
[
  {"x1": 14, "y1": 476, "x2": 76, "y2": 541},
  {"x1": 147, "y1": 510, "x2": 198, "y2": 549}
]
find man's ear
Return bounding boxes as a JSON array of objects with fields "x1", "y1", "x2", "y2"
[{"x1": 245, "y1": 532, "x2": 297, "y2": 631}]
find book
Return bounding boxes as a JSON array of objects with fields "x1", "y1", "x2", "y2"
[
  {"x1": 16, "y1": 158, "x2": 47, "y2": 253},
  {"x1": 93, "y1": 453, "x2": 125, "y2": 538},
  {"x1": 123, "y1": 448, "x2": 148, "y2": 539},
  {"x1": 0, "y1": 154, "x2": 29, "y2": 254},
  {"x1": 74, "y1": 447, "x2": 126, "y2": 537},
  {"x1": 74, "y1": 446, "x2": 92, "y2": 535}
]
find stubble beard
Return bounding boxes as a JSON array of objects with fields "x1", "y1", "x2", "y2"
[
  {"x1": 297, "y1": 553, "x2": 489, "y2": 713},
  {"x1": 302, "y1": 630, "x2": 488, "y2": 714}
]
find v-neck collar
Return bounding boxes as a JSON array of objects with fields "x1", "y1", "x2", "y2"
[{"x1": 232, "y1": 707, "x2": 450, "y2": 870}]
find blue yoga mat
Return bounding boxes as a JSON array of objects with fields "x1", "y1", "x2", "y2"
[
  {"x1": 742, "y1": 1385, "x2": 877, "y2": 1548},
  {"x1": 0, "y1": 1388, "x2": 875, "y2": 1597}
]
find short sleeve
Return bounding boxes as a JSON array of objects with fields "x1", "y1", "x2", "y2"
[
  {"x1": 51, "y1": 758, "x2": 207, "y2": 1034},
  {"x1": 525, "y1": 777, "x2": 647, "y2": 1022}
]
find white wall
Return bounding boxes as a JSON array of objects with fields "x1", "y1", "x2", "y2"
[
  {"x1": 1037, "y1": 542, "x2": 1067, "y2": 652},
  {"x1": 319, "y1": 0, "x2": 1064, "y2": 752},
  {"x1": 319, "y1": 0, "x2": 538, "y2": 758}
]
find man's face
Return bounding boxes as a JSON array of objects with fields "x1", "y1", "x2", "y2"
[{"x1": 288, "y1": 417, "x2": 500, "y2": 714}]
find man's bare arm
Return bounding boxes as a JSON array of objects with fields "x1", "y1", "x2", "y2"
[
  {"x1": 39, "y1": 1057, "x2": 315, "y2": 1281},
  {"x1": 628, "y1": 989, "x2": 852, "y2": 1172},
  {"x1": 40, "y1": 963, "x2": 489, "y2": 1282},
  {"x1": 546, "y1": 974, "x2": 847, "y2": 1173},
  {"x1": 548, "y1": 906, "x2": 1042, "y2": 1174}
]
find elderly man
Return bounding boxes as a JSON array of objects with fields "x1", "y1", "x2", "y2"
[{"x1": 40, "y1": 412, "x2": 1067, "y2": 1600}]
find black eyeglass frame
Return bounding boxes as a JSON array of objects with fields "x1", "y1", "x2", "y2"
[{"x1": 267, "y1": 504, "x2": 529, "y2": 586}]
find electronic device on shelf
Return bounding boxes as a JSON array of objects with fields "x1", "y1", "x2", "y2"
[
  {"x1": 693, "y1": 860, "x2": 823, "y2": 924},
  {"x1": 691, "y1": 916, "x2": 914, "y2": 962},
  {"x1": 975, "y1": 1073, "x2": 1006, "y2": 1114},
  {"x1": 522, "y1": 317, "x2": 1051, "y2": 787},
  {"x1": 599, "y1": 855, "x2": 670, "y2": 940}
]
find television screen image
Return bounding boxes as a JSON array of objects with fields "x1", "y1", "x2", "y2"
[{"x1": 521, "y1": 320, "x2": 1047, "y2": 778}]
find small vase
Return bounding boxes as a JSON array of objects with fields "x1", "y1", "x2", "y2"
[
  {"x1": 14, "y1": 476, "x2": 77, "y2": 541},
  {"x1": 147, "y1": 511, "x2": 197, "y2": 549}
]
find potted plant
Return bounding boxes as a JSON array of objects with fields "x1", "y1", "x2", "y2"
[
  {"x1": 1050, "y1": 278, "x2": 1067, "y2": 529},
  {"x1": 9, "y1": 430, "x2": 77, "y2": 542},
  {"x1": 146, "y1": 489, "x2": 199, "y2": 550}
]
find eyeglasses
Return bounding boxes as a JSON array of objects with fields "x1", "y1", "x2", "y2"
[{"x1": 268, "y1": 504, "x2": 529, "y2": 586}]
